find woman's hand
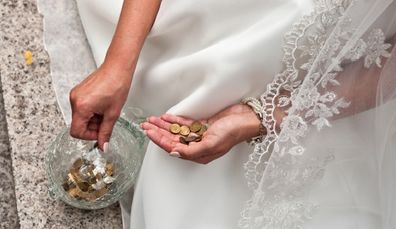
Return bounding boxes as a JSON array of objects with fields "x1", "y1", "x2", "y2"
[
  {"x1": 69, "y1": 0, "x2": 160, "y2": 150},
  {"x1": 69, "y1": 63, "x2": 132, "y2": 149},
  {"x1": 141, "y1": 104, "x2": 263, "y2": 164}
]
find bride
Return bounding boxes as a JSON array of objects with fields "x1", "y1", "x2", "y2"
[{"x1": 67, "y1": 0, "x2": 396, "y2": 228}]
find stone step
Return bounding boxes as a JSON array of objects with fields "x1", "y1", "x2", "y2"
[
  {"x1": 0, "y1": 0, "x2": 123, "y2": 228},
  {"x1": 0, "y1": 82, "x2": 19, "y2": 229}
]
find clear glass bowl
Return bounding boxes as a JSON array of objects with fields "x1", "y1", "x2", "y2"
[{"x1": 46, "y1": 112, "x2": 147, "y2": 210}]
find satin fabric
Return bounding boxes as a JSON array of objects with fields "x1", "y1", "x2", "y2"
[{"x1": 75, "y1": 0, "x2": 316, "y2": 228}]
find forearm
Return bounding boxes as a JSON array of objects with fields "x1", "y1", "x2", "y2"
[
  {"x1": 330, "y1": 34, "x2": 395, "y2": 119},
  {"x1": 103, "y1": 0, "x2": 161, "y2": 75}
]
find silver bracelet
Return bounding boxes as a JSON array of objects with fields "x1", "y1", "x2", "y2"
[{"x1": 241, "y1": 97, "x2": 267, "y2": 143}]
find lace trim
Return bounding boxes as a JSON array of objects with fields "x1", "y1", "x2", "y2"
[
  {"x1": 241, "y1": 0, "x2": 393, "y2": 228},
  {"x1": 243, "y1": 0, "x2": 349, "y2": 191}
]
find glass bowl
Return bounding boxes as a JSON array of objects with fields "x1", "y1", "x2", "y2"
[{"x1": 46, "y1": 114, "x2": 147, "y2": 210}]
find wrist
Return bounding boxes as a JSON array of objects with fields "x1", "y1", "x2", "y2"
[
  {"x1": 101, "y1": 55, "x2": 136, "y2": 74},
  {"x1": 102, "y1": 46, "x2": 148, "y2": 76},
  {"x1": 94, "y1": 63, "x2": 133, "y2": 97},
  {"x1": 238, "y1": 97, "x2": 268, "y2": 143},
  {"x1": 237, "y1": 105, "x2": 264, "y2": 142},
  {"x1": 99, "y1": 61, "x2": 134, "y2": 83}
]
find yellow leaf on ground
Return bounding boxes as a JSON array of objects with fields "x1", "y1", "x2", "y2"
[{"x1": 24, "y1": 50, "x2": 33, "y2": 65}]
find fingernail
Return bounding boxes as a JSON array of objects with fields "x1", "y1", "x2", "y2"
[
  {"x1": 169, "y1": 152, "x2": 181, "y2": 158},
  {"x1": 103, "y1": 142, "x2": 109, "y2": 153}
]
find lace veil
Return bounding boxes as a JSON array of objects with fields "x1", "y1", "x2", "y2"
[{"x1": 241, "y1": 0, "x2": 396, "y2": 228}]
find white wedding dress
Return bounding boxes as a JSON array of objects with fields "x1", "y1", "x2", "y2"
[
  {"x1": 76, "y1": 0, "x2": 314, "y2": 228},
  {"x1": 70, "y1": 0, "x2": 396, "y2": 228}
]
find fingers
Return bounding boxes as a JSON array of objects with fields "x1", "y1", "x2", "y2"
[
  {"x1": 143, "y1": 116, "x2": 211, "y2": 157},
  {"x1": 145, "y1": 128, "x2": 178, "y2": 153},
  {"x1": 87, "y1": 122, "x2": 100, "y2": 131},
  {"x1": 70, "y1": 111, "x2": 98, "y2": 140},
  {"x1": 146, "y1": 116, "x2": 171, "y2": 131},
  {"x1": 90, "y1": 114, "x2": 103, "y2": 124},
  {"x1": 142, "y1": 117, "x2": 214, "y2": 160},
  {"x1": 172, "y1": 140, "x2": 214, "y2": 160},
  {"x1": 172, "y1": 142, "x2": 222, "y2": 164},
  {"x1": 70, "y1": 109, "x2": 115, "y2": 150},
  {"x1": 141, "y1": 122, "x2": 179, "y2": 143},
  {"x1": 160, "y1": 114, "x2": 194, "y2": 126},
  {"x1": 87, "y1": 114, "x2": 102, "y2": 131},
  {"x1": 97, "y1": 113, "x2": 118, "y2": 150},
  {"x1": 69, "y1": 91, "x2": 99, "y2": 140},
  {"x1": 144, "y1": 114, "x2": 226, "y2": 164}
]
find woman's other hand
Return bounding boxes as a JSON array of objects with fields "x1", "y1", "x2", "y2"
[
  {"x1": 141, "y1": 104, "x2": 263, "y2": 164},
  {"x1": 69, "y1": 64, "x2": 132, "y2": 149}
]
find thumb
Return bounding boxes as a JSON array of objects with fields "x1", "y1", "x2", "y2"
[{"x1": 97, "y1": 113, "x2": 118, "y2": 150}]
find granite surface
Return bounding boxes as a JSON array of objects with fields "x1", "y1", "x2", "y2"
[
  {"x1": 0, "y1": 81, "x2": 19, "y2": 228},
  {"x1": 0, "y1": 0, "x2": 122, "y2": 228}
]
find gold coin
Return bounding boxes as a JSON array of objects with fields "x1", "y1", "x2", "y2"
[
  {"x1": 70, "y1": 170, "x2": 84, "y2": 184},
  {"x1": 190, "y1": 121, "x2": 202, "y2": 133},
  {"x1": 68, "y1": 173, "x2": 78, "y2": 185},
  {"x1": 77, "y1": 181, "x2": 90, "y2": 192},
  {"x1": 170, "y1": 123, "x2": 181, "y2": 134},
  {"x1": 179, "y1": 125, "x2": 190, "y2": 136},
  {"x1": 68, "y1": 188, "x2": 80, "y2": 198},
  {"x1": 106, "y1": 163, "x2": 114, "y2": 176},
  {"x1": 179, "y1": 136, "x2": 188, "y2": 145},
  {"x1": 64, "y1": 156, "x2": 116, "y2": 201},
  {"x1": 62, "y1": 181, "x2": 70, "y2": 191},
  {"x1": 75, "y1": 187, "x2": 93, "y2": 200},
  {"x1": 72, "y1": 158, "x2": 83, "y2": 169},
  {"x1": 197, "y1": 124, "x2": 207, "y2": 136},
  {"x1": 65, "y1": 174, "x2": 76, "y2": 186}
]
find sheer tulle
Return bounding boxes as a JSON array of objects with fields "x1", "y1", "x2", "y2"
[{"x1": 241, "y1": 1, "x2": 396, "y2": 228}]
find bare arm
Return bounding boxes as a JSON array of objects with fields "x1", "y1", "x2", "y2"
[
  {"x1": 70, "y1": 0, "x2": 161, "y2": 149},
  {"x1": 104, "y1": 0, "x2": 161, "y2": 74},
  {"x1": 333, "y1": 34, "x2": 396, "y2": 118}
]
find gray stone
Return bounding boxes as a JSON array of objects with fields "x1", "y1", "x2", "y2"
[
  {"x1": 0, "y1": 0, "x2": 122, "y2": 228},
  {"x1": 0, "y1": 80, "x2": 19, "y2": 229}
]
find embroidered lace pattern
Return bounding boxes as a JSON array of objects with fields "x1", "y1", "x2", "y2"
[{"x1": 240, "y1": 0, "x2": 393, "y2": 228}]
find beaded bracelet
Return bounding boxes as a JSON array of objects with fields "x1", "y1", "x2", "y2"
[{"x1": 241, "y1": 97, "x2": 267, "y2": 143}]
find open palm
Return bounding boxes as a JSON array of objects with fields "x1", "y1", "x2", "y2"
[{"x1": 141, "y1": 104, "x2": 261, "y2": 164}]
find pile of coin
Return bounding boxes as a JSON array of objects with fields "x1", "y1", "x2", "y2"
[
  {"x1": 62, "y1": 147, "x2": 115, "y2": 201},
  {"x1": 169, "y1": 121, "x2": 208, "y2": 144}
]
